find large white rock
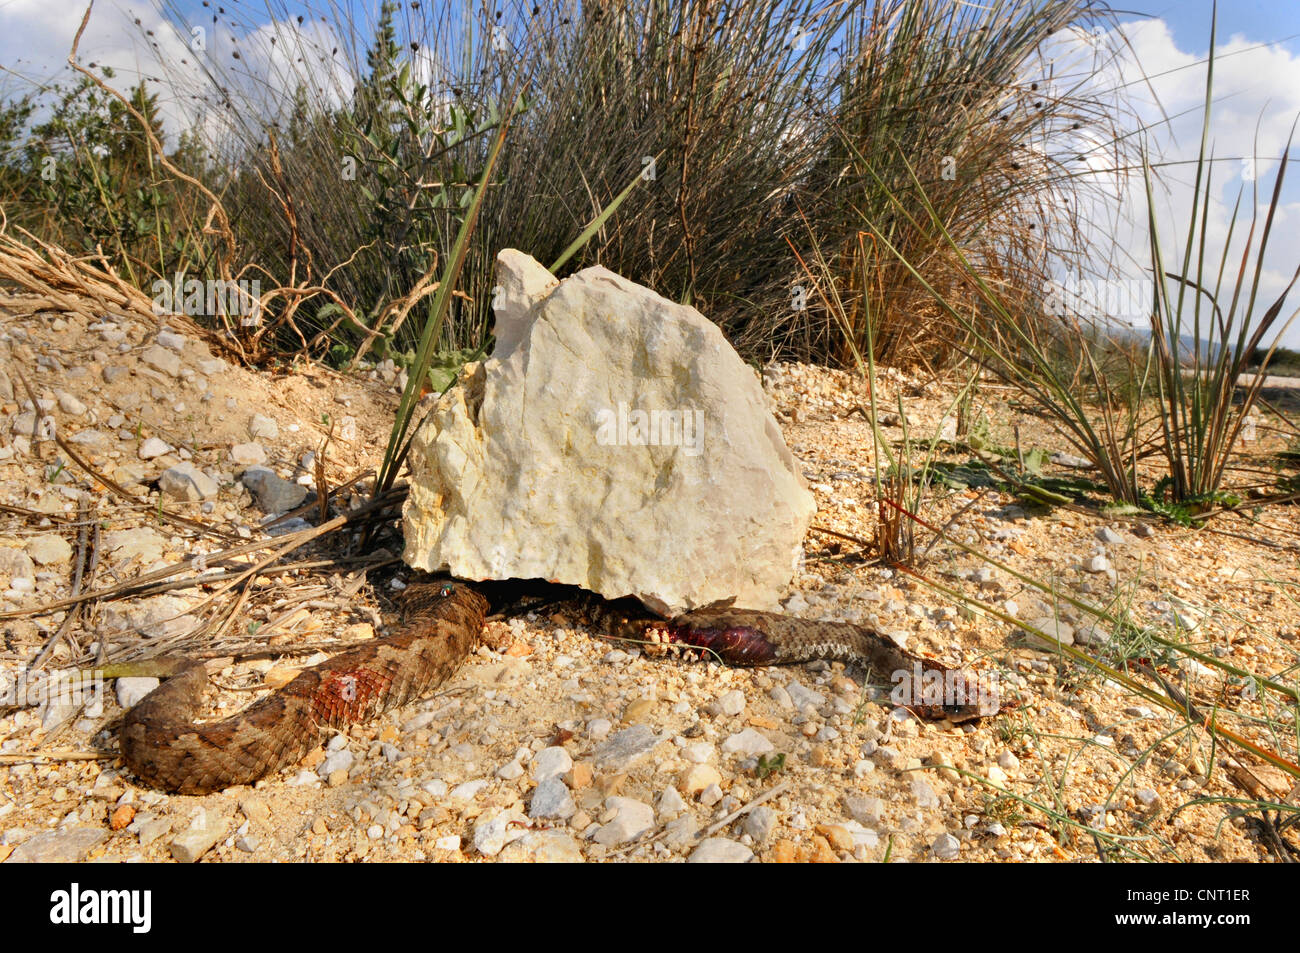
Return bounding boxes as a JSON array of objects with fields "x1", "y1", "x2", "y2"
[{"x1": 402, "y1": 249, "x2": 814, "y2": 614}]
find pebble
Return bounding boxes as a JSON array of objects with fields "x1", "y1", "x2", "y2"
[
  {"x1": 6, "y1": 827, "x2": 107, "y2": 863},
  {"x1": 1096, "y1": 527, "x2": 1125, "y2": 545},
  {"x1": 531, "y1": 746, "x2": 573, "y2": 783},
  {"x1": 592, "y1": 725, "x2": 661, "y2": 771},
  {"x1": 449, "y1": 779, "x2": 489, "y2": 801},
  {"x1": 25, "y1": 534, "x2": 71, "y2": 565},
  {"x1": 657, "y1": 786, "x2": 687, "y2": 821},
  {"x1": 56, "y1": 392, "x2": 87, "y2": 417},
  {"x1": 138, "y1": 436, "x2": 172, "y2": 459},
  {"x1": 1024, "y1": 616, "x2": 1074, "y2": 646},
  {"x1": 317, "y1": 750, "x2": 354, "y2": 778},
  {"x1": 932, "y1": 833, "x2": 961, "y2": 860},
  {"x1": 248, "y1": 413, "x2": 279, "y2": 440},
  {"x1": 592, "y1": 797, "x2": 654, "y2": 846},
  {"x1": 229, "y1": 442, "x2": 267, "y2": 466},
  {"x1": 116, "y1": 677, "x2": 160, "y2": 709},
  {"x1": 909, "y1": 778, "x2": 940, "y2": 809},
  {"x1": 712, "y1": 689, "x2": 745, "y2": 717},
  {"x1": 141, "y1": 345, "x2": 181, "y2": 377},
  {"x1": 170, "y1": 810, "x2": 228, "y2": 863},
  {"x1": 156, "y1": 330, "x2": 186, "y2": 350},
  {"x1": 743, "y1": 806, "x2": 776, "y2": 843},
  {"x1": 785, "y1": 680, "x2": 825, "y2": 711},
  {"x1": 498, "y1": 829, "x2": 585, "y2": 863},
  {"x1": 681, "y1": 741, "x2": 715, "y2": 764},
  {"x1": 241, "y1": 466, "x2": 307, "y2": 513},
  {"x1": 688, "y1": 837, "x2": 753, "y2": 863},
  {"x1": 474, "y1": 810, "x2": 527, "y2": 856},
  {"x1": 1083, "y1": 555, "x2": 1111, "y2": 573},
  {"x1": 159, "y1": 462, "x2": 219, "y2": 501},
  {"x1": 529, "y1": 777, "x2": 577, "y2": 820},
  {"x1": 720, "y1": 728, "x2": 774, "y2": 757}
]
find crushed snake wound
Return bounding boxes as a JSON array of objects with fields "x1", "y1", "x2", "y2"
[{"x1": 119, "y1": 576, "x2": 998, "y2": 794}]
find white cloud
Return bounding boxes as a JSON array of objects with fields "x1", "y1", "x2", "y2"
[{"x1": 1042, "y1": 19, "x2": 1300, "y2": 347}]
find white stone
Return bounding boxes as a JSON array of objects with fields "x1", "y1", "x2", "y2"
[
  {"x1": 720, "y1": 728, "x2": 774, "y2": 757},
  {"x1": 138, "y1": 437, "x2": 172, "y2": 459},
  {"x1": 592, "y1": 797, "x2": 654, "y2": 846},
  {"x1": 403, "y1": 250, "x2": 814, "y2": 615},
  {"x1": 688, "y1": 837, "x2": 753, "y2": 863},
  {"x1": 116, "y1": 677, "x2": 159, "y2": 709},
  {"x1": 248, "y1": 414, "x2": 279, "y2": 440},
  {"x1": 141, "y1": 346, "x2": 181, "y2": 377},
  {"x1": 229, "y1": 442, "x2": 267, "y2": 466},
  {"x1": 531, "y1": 746, "x2": 573, "y2": 783},
  {"x1": 25, "y1": 534, "x2": 71, "y2": 565},
  {"x1": 56, "y1": 392, "x2": 87, "y2": 417}
]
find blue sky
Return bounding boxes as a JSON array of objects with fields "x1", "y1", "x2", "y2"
[{"x1": 1140, "y1": 0, "x2": 1300, "y2": 54}]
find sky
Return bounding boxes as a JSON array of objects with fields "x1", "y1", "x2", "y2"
[{"x1": 3, "y1": 1, "x2": 1300, "y2": 347}]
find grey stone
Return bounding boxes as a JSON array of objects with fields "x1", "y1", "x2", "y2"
[
  {"x1": 159, "y1": 462, "x2": 219, "y2": 502},
  {"x1": 592, "y1": 725, "x2": 662, "y2": 771},
  {"x1": 102, "y1": 366, "x2": 129, "y2": 383},
  {"x1": 1096, "y1": 527, "x2": 1125, "y2": 545},
  {"x1": 1023, "y1": 616, "x2": 1075, "y2": 647},
  {"x1": 156, "y1": 330, "x2": 186, "y2": 350},
  {"x1": 932, "y1": 833, "x2": 961, "y2": 860},
  {"x1": 1084, "y1": 555, "x2": 1111, "y2": 573},
  {"x1": 56, "y1": 391, "x2": 87, "y2": 417},
  {"x1": 785, "y1": 680, "x2": 825, "y2": 711},
  {"x1": 7, "y1": 827, "x2": 107, "y2": 863},
  {"x1": 528, "y1": 777, "x2": 576, "y2": 820},
  {"x1": 845, "y1": 795, "x2": 884, "y2": 826},
  {"x1": 742, "y1": 806, "x2": 776, "y2": 843},
  {"x1": 909, "y1": 778, "x2": 940, "y2": 809},
  {"x1": 241, "y1": 466, "x2": 307, "y2": 513},
  {"x1": 317, "y1": 749, "x2": 354, "y2": 778},
  {"x1": 688, "y1": 837, "x2": 753, "y2": 863}
]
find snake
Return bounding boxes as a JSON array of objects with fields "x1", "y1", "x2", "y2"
[{"x1": 119, "y1": 576, "x2": 999, "y2": 795}]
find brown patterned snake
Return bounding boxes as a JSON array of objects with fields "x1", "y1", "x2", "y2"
[{"x1": 120, "y1": 577, "x2": 998, "y2": 795}]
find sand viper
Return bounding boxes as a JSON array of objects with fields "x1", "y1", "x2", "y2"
[{"x1": 119, "y1": 577, "x2": 998, "y2": 795}]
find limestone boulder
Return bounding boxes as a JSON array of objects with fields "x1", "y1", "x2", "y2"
[{"x1": 402, "y1": 249, "x2": 814, "y2": 614}]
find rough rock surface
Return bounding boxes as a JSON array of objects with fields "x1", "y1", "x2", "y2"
[{"x1": 403, "y1": 250, "x2": 814, "y2": 613}]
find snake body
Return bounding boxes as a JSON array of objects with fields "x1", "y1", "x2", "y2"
[
  {"x1": 119, "y1": 580, "x2": 487, "y2": 795},
  {"x1": 119, "y1": 578, "x2": 995, "y2": 794}
]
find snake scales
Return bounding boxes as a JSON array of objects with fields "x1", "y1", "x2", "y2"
[{"x1": 119, "y1": 577, "x2": 997, "y2": 795}]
